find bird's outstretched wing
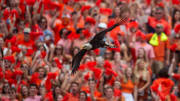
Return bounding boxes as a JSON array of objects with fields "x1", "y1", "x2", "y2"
[
  {"x1": 90, "y1": 23, "x2": 120, "y2": 44},
  {"x1": 71, "y1": 49, "x2": 87, "y2": 74}
]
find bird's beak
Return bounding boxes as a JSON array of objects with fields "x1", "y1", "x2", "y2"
[{"x1": 82, "y1": 43, "x2": 92, "y2": 50}]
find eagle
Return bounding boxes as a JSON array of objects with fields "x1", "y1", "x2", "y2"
[{"x1": 71, "y1": 18, "x2": 127, "y2": 74}]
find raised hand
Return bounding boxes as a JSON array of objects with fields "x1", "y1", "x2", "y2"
[{"x1": 115, "y1": 17, "x2": 128, "y2": 25}]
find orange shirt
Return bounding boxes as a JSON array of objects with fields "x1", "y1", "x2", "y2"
[
  {"x1": 16, "y1": 33, "x2": 24, "y2": 42},
  {"x1": 121, "y1": 79, "x2": 135, "y2": 94},
  {"x1": 77, "y1": 16, "x2": 85, "y2": 28},
  {"x1": 65, "y1": 93, "x2": 79, "y2": 101},
  {"x1": 96, "y1": 97, "x2": 120, "y2": 101},
  {"x1": 81, "y1": 86, "x2": 102, "y2": 97},
  {"x1": 146, "y1": 33, "x2": 170, "y2": 62}
]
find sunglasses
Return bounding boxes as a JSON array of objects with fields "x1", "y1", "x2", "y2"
[
  {"x1": 156, "y1": 26, "x2": 163, "y2": 29},
  {"x1": 105, "y1": 52, "x2": 111, "y2": 54},
  {"x1": 155, "y1": 12, "x2": 162, "y2": 15},
  {"x1": 56, "y1": 48, "x2": 63, "y2": 50}
]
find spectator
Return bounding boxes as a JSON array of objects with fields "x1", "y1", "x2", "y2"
[
  {"x1": 146, "y1": 24, "x2": 170, "y2": 75},
  {"x1": 24, "y1": 84, "x2": 42, "y2": 101},
  {"x1": 134, "y1": 59, "x2": 151, "y2": 101}
]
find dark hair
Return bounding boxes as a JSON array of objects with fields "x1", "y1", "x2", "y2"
[
  {"x1": 156, "y1": 6, "x2": 164, "y2": 11},
  {"x1": 2, "y1": 83, "x2": 10, "y2": 94},
  {"x1": 20, "y1": 85, "x2": 28, "y2": 97},
  {"x1": 104, "y1": 86, "x2": 114, "y2": 96},
  {"x1": 9, "y1": 87, "x2": 16, "y2": 94},
  {"x1": 79, "y1": 91, "x2": 88, "y2": 99},
  {"x1": 69, "y1": 82, "x2": 80, "y2": 93},
  {"x1": 59, "y1": 28, "x2": 71, "y2": 38},
  {"x1": 53, "y1": 85, "x2": 62, "y2": 99},
  {"x1": 88, "y1": 78, "x2": 96, "y2": 84},
  {"x1": 38, "y1": 16, "x2": 48, "y2": 29},
  {"x1": 54, "y1": 45, "x2": 64, "y2": 56},
  {"x1": 172, "y1": 9, "x2": 180, "y2": 28},
  {"x1": 29, "y1": 84, "x2": 39, "y2": 89},
  {"x1": 119, "y1": 5, "x2": 130, "y2": 17},
  {"x1": 157, "y1": 67, "x2": 169, "y2": 78},
  {"x1": 70, "y1": 47, "x2": 80, "y2": 57},
  {"x1": 76, "y1": 28, "x2": 85, "y2": 34},
  {"x1": 0, "y1": 47, "x2": 4, "y2": 59},
  {"x1": 71, "y1": 11, "x2": 77, "y2": 16}
]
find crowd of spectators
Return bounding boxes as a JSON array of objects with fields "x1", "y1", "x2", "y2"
[{"x1": 0, "y1": 0, "x2": 179, "y2": 101}]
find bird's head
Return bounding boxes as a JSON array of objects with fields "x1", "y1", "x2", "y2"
[{"x1": 82, "y1": 43, "x2": 92, "y2": 50}]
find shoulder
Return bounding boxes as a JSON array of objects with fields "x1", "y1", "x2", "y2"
[
  {"x1": 24, "y1": 98, "x2": 29, "y2": 101},
  {"x1": 96, "y1": 97, "x2": 106, "y2": 101},
  {"x1": 146, "y1": 43, "x2": 153, "y2": 48}
]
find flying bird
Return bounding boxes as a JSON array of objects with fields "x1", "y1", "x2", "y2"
[{"x1": 71, "y1": 18, "x2": 127, "y2": 74}]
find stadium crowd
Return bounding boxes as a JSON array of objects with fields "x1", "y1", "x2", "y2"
[{"x1": 0, "y1": 0, "x2": 179, "y2": 101}]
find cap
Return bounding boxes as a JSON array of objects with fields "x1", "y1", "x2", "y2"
[
  {"x1": 24, "y1": 28, "x2": 31, "y2": 34},
  {"x1": 98, "y1": 23, "x2": 107, "y2": 29}
]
